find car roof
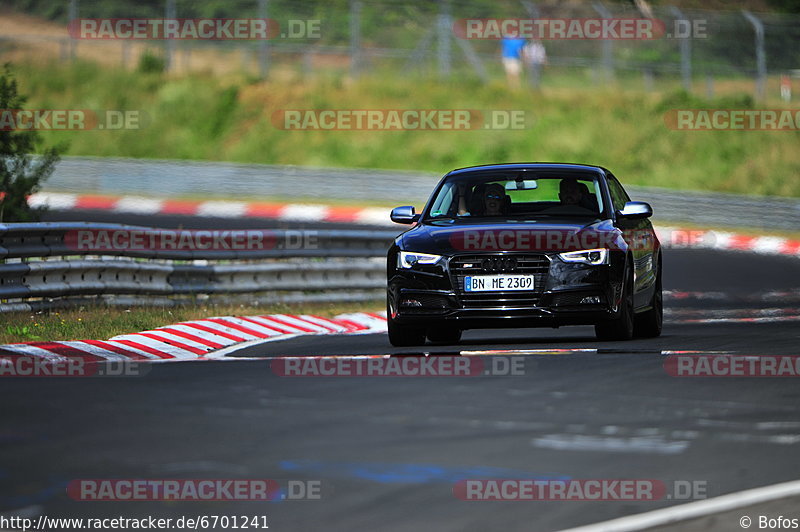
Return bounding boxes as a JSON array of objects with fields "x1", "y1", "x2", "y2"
[{"x1": 446, "y1": 162, "x2": 609, "y2": 176}]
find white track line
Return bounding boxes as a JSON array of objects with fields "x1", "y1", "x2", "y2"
[
  {"x1": 28, "y1": 192, "x2": 78, "y2": 210},
  {"x1": 114, "y1": 197, "x2": 164, "y2": 214},
  {"x1": 279, "y1": 204, "x2": 329, "y2": 221},
  {"x1": 196, "y1": 201, "x2": 248, "y2": 218},
  {"x1": 203, "y1": 334, "x2": 302, "y2": 359},
  {"x1": 558, "y1": 479, "x2": 800, "y2": 532}
]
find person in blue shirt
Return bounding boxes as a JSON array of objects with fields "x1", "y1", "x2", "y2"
[{"x1": 501, "y1": 37, "x2": 527, "y2": 88}]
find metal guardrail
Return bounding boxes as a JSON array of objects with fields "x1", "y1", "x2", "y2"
[
  {"x1": 0, "y1": 222, "x2": 397, "y2": 259},
  {"x1": 0, "y1": 223, "x2": 396, "y2": 312}
]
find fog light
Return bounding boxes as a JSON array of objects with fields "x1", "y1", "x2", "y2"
[
  {"x1": 580, "y1": 296, "x2": 601, "y2": 304},
  {"x1": 400, "y1": 298, "x2": 423, "y2": 307}
]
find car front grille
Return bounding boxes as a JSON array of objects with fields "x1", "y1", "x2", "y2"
[{"x1": 449, "y1": 254, "x2": 550, "y2": 308}]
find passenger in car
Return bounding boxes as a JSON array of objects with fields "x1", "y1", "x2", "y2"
[{"x1": 481, "y1": 183, "x2": 507, "y2": 215}]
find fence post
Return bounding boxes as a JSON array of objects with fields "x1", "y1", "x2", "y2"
[
  {"x1": 522, "y1": 1, "x2": 542, "y2": 88},
  {"x1": 122, "y1": 42, "x2": 130, "y2": 69},
  {"x1": 521, "y1": 0, "x2": 539, "y2": 17},
  {"x1": 437, "y1": 0, "x2": 452, "y2": 78},
  {"x1": 164, "y1": 0, "x2": 176, "y2": 72},
  {"x1": 405, "y1": 26, "x2": 435, "y2": 72},
  {"x1": 670, "y1": 6, "x2": 692, "y2": 92},
  {"x1": 258, "y1": 0, "x2": 270, "y2": 78},
  {"x1": 592, "y1": 2, "x2": 615, "y2": 84},
  {"x1": 68, "y1": 0, "x2": 78, "y2": 61},
  {"x1": 643, "y1": 69, "x2": 654, "y2": 92},
  {"x1": 742, "y1": 10, "x2": 766, "y2": 102},
  {"x1": 350, "y1": 0, "x2": 362, "y2": 78}
]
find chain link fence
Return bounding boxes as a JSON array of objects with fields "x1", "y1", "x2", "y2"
[{"x1": 3, "y1": 0, "x2": 800, "y2": 98}]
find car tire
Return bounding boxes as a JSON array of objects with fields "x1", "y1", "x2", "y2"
[
  {"x1": 387, "y1": 298, "x2": 427, "y2": 347},
  {"x1": 388, "y1": 319, "x2": 426, "y2": 347},
  {"x1": 426, "y1": 327, "x2": 462, "y2": 345},
  {"x1": 595, "y1": 265, "x2": 634, "y2": 341},
  {"x1": 634, "y1": 265, "x2": 663, "y2": 338}
]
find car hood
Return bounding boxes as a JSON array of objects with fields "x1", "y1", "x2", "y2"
[{"x1": 398, "y1": 218, "x2": 623, "y2": 255}]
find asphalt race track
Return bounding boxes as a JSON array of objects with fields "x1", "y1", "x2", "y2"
[{"x1": 1, "y1": 212, "x2": 798, "y2": 531}]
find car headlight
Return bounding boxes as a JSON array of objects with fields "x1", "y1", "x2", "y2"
[
  {"x1": 558, "y1": 248, "x2": 609, "y2": 265},
  {"x1": 398, "y1": 251, "x2": 443, "y2": 269}
]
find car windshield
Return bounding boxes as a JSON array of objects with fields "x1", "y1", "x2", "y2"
[{"x1": 426, "y1": 172, "x2": 605, "y2": 220}]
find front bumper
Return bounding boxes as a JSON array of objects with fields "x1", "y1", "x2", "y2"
[{"x1": 388, "y1": 252, "x2": 622, "y2": 329}]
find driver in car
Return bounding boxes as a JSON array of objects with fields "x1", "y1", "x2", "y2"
[{"x1": 559, "y1": 179, "x2": 598, "y2": 211}]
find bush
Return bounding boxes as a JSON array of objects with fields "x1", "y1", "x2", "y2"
[
  {"x1": 0, "y1": 63, "x2": 63, "y2": 222},
  {"x1": 138, "y1": 50, "x2": 166, "y2": 74}
]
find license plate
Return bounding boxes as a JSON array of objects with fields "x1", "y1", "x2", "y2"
[{"x1": 464, "y1": 274, "x2": 535, "y2": 292}]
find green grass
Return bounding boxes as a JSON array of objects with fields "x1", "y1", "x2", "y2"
[
  {"x1": 15, "y1": 60, "x2": 800, "y2": 197},
  {"x1": 0, "y1": 301, "x2": 382, "y2": 344}
]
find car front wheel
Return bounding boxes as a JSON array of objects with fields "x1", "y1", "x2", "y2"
[
  {"x1": 595, "y1": 266, "x2": 634, "y2": 341},
  {"x1": 427, "y1": 326, "x2": 462, "y2": 345},
  {"x1": 387, "y1": 298, "x2": 426, "y2": 347}
]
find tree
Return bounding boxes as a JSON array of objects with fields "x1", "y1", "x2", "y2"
[{"x1": 0, "y1": 63, "x2": 63, "y2": 222}]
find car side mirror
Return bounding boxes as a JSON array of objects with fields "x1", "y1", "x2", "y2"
[
  {"x1": 390, "y1": 206, "x2": 419, "y2": 224},
  {"x1": 617, "y1": 201, "x2": 653, "y2": 220}
]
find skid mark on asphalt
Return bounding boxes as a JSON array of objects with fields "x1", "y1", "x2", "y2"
[
  {"x1": 360, "y1": 412, "x2": 800, "y2": 455},
  {"x1": 531, "y1": 434, "x2": 690, "y2": 455},
  {"x1": 666, "y1": 289, "x2": 800, "y2": 302},
  {"x1": 278, "y1": 460, "x2": 569, "y2": 484}
]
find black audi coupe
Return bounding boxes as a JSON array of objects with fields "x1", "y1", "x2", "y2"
[{"x1": 386, "y1": 163, "x2": 662, "y2": 346}]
